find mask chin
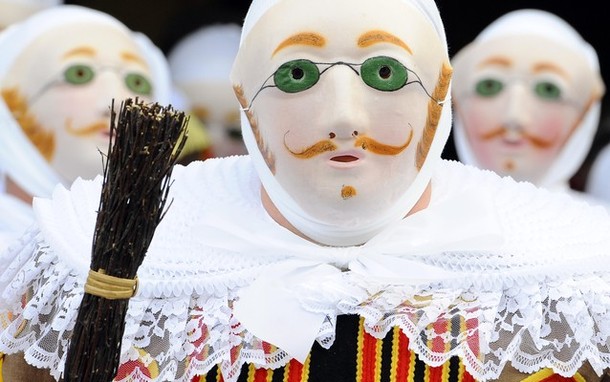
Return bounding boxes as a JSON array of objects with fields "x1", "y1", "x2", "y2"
[{"x1": 241, "y1": 102, "x2": 452, "y2": 247}]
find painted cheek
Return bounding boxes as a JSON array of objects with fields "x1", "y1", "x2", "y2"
[
  {"x1": 530, "y1": 115, "x2": 568, "y2": 149},
  {"x1": 279, "y1": 104, "x2": 321, "y2": 147},
  {"x1": 465, "y1": 107, "x2": 506, "y2": 168},
  {"x1": 53, "y1": 86, "x2": 97, "y2": 113},
  {"x1": 463, "y1": 98, "x2": 502, "y2": 136},
  {"x1": 466, "y1": 113, "x2": 494, "y2": 137},
  {"x1": 369, "y1": 121, "x2": 407, "y2": 145},
  {"x1": 469, "y1": 137, "x2": 498, "y2": 168}
]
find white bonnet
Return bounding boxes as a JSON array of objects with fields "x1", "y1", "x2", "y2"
[
  {"x1": 475, "y1": 9, "x2": 600, "y2": 72},
  {"x1": 239, "y1": 0, "x2": 447, "y2": 51},
  {"x1": 1, "y1": 0, "x2": 60, "y2": 5},
  {"x1": 168, "y1": 23, "x2": 242, "y2": 85},
  {"x1": 0, "y1": 0, "x2": 63, "y2": 28}
]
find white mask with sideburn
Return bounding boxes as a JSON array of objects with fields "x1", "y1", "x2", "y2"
[{"x1": 231, "y1": 0, "x2": 453, "y2": 246}]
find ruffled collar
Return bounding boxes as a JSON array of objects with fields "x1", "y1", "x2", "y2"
[{"x1": 5, "y1": 155, "x2": 609, "y2": 381}]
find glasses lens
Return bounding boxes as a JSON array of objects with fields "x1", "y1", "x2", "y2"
[
  {"x1": 273, "y1": 59, "x2": 320, "y2": 93},
  {"x1": 361, "y1": 56, "x2": 408, "y2": 92}
]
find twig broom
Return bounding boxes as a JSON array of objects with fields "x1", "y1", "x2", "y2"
[{"x1": 64, "y1": 98, "x2": 188, "y2": 381}]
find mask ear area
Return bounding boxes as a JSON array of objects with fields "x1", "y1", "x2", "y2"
[{"x1": 416, "y1": 60, "x2": 452, "y2": 170}]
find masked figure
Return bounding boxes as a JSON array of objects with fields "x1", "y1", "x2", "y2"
[
  {"x1": 0, "y1": 4, "x2": 171, "y2": 248},
  {"x1": 168, "y1": 86, "x2": 214, "y2": 165},
  {"x1": 169, "y1": 23, "x2": 246, "y2": 158},
  {"x1": 451, "y1": 9, "x2": 607, "y2": 209},
  {"x1": 0, "y1": 0, "x2": 63, "y2": 247},
  {"x1": 1, "y1": 1, "x2": 610, "y2": 381}
]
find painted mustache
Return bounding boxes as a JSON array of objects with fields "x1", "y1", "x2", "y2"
[
  {"x1": 285, "y1": 129, "x2": 414, "y2": 159},
  {"x1": 66, "y1": 119, "x2": 109, "y2": 137},
  {"x1": 354, "y1": 130, "x2": 413, "y2": 155},
  {"x1": 479, "y1": 126, "x2": 554, "y2": 149},
  {"x1": 286, "y1": 140, "x2": 338, "y2": 158}
]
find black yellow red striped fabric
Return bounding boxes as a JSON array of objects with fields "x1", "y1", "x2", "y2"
[
  {"x1": 520, "y1": 368, "x2": 586, "y2": 382},
  {"x1": 197, "y1": 314, "x2": 477, "y2": 382},
  {"x1": 194, "y1": 314, "x2": 586, "y2": 382}
]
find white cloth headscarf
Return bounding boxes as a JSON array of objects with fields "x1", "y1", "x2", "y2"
[
  {"x1": 0, "y1": 0, "x2": 63, "y2": 28},
  {"x1": 1, "y1": 0, "x2": 60, "y2": 7},
  {"x1": 452, "y1": 9, "x2": 603, "y2": 191},
  {"x1": 235, "y1": 0, "x2": 453, "y2": 246},
  {"x1": 168, "y1": 23, "x2": 241, "y2": 86},
  {"x1": 0, "y1": 4, "x2": 171, "y2": 198},
  {"x1": 586, "y1": 143, "x2": 610, "y2": 202}
]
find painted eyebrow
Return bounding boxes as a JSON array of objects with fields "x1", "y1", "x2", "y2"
[
  {"x1": 63, "y1": 46, "x2": 97, "y2": 59},
  {"x1": 477, "y1": 56, "x2": 512, "y2": 68},
  {"x1": 62, "y1": 47, "x2": 147, "y2": 68},
  {"x1": 532, "y1": 62, "x2": 568, "y2": 79},
  {"x1": 121, "y1": 51, "x2": 147, "y2": 66},
  {"x1": 273, "y1": 32, "x2": 326, "y2": 57},
  {"x1": 357, "y1": 30, "x2": 412, "y2": 54}
]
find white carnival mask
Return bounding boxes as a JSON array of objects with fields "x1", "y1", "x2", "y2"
[
  {"x1": 451, "y1": 9, "x2": 604, "y2": 189},
  {"x1": 231, "y1": 0, "x2": 453, "y2": 246},
  {"x1": 0, "y1": 5, "x2": 171, "y2": 197}
]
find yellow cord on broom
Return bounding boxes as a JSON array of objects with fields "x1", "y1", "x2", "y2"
[{"x1": 84, "y1": 269, "x2": 138, "y2": 300}]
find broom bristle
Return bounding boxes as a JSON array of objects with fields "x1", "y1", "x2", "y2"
[{"x1": 64, "y1": 98, "x2": 188, "y2": 381}]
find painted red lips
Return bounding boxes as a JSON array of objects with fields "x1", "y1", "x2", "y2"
[{"x1": 330, "y1": 155, "x2": 359, "y2": 162}]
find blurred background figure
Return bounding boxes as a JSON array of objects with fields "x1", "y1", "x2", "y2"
[
  {"x1": 586, "y1": 143, "x2": 610, "y2": 203},
  {"x1": 169, "y1": 85, "x2": 214, "y2": 165},
  {"x1": 0, "y1": 4, "x2": 171, "y2": 248},
  {"x1": 450, "y1": 9, "x2": 608, "y2": 208},
  {"x1": 0, "y1": 0, "x2": 61, "y2": 30},
  {"x1": 168, "y1": 22, "x2": 246, "y2": 158},
  {"x1": 0, "y1": 0, "x2": 63, "y2": 244}
]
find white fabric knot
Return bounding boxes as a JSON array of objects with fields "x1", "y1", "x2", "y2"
[
  {"x1": 232, "y1": 187, "x2": 505, "y2": 362},
  {"x1": 327, "y1": 246, "x2": 363, "y2": 270}
]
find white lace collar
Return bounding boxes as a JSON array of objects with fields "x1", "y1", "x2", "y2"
[{"x1": 2, "y1": 156, "x2": 610, "y2": 381}]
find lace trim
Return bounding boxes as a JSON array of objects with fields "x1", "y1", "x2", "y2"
[
  {"x1": 2, "y1": 235, "x2": 609, "y2": 381},
  {"x1": 2, "y1": 158, "x2": 610, "y2": 381}
]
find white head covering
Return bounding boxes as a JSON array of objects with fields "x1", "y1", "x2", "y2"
[
  {"x1": 0, "y1": 0, "x2": 60, "y2": 7},
  {"x1": 586, "y1": 143, "x2": 610, "y2": 202},
  {"x1": 0, "y1": 0, "x2": 62, "y2": 29},
  {"x1": 168, "y1": 23, "x2": 241, "y2": 86},
  {"x1": 234, "y1": 0, "x2": 453, "y2": 246},
  {"x1": 240, "y1": 0, "x2": 447, "y2": 48},
  {"x1": 0, "y1": 4, "x2": 172, "y2": 198},
  {"x1": 452, "y1": 9, "x2": 604, "y2": 191}
]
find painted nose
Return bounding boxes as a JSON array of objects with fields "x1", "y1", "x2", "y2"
[
  {"x1": 96, "y1": 70, "x2": 148, "y2": 114},
  {"x1": 503, "y1": 82, "x2": 530, "y2": 132},
  {"x1": 94, "y1": 72, "x2": 126, "y2": 114},
  {"x1": 324, "y1": 66, "x2": 369, "y2": 140}
]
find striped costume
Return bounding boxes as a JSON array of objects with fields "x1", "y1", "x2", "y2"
[{"x1": 196, "y1": 315, "x2": 591, "y2": 382}]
